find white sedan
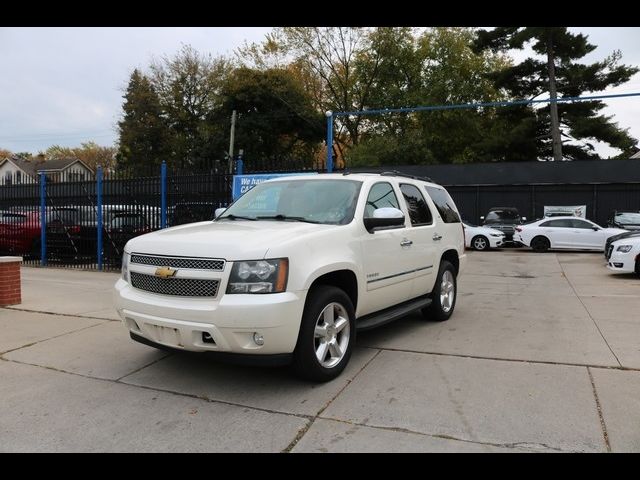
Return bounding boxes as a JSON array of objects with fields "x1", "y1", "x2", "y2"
[
  {"x1": 606, "y1": 236, "x2": 640, "y2": 275},
  {"x1": 513, "y1": 216, "x2": 626, "y2": 252},
  {"x1": 462, "y1": 222, "x2": 505, "y2": 250}
]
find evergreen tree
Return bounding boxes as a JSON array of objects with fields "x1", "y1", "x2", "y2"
[
  {"x1": 474, "y1": 27, "x2": 638, "y2": 161},
  {"x1": 117, "y1": 69, "x2": 170, "y2": 172}
]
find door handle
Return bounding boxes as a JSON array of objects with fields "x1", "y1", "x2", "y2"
[
  {"x1": 432, "y1": 233, "x2": 442, "y2": 241},
  {"x1": 400, "y1": 239, "x2": 413, "y2": 247}
]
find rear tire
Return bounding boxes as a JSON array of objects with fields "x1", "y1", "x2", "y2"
[
  {"x1": 471, "y1": 235, "x2": 489, "y2": 251},
  {"x1": 292, "y1": 285, "x2": 355, "y2": 382},
  {"x1": 531, "y1": 236, "x2": 550, "y2": 252},
  {"x1": 422, "y1": 260, "x2": 457, "y2": 322}
]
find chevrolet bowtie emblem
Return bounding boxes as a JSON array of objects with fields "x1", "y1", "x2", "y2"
[{"x1": 155, "y1": 266, "x2": 177, "y2": 279}]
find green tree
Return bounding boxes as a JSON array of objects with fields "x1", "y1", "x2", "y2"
[
  {"x1": 150, "y1": 45, "x2": 232, "y2": 169},
  {"x1": 47, "y1": 142, "x2": 117, "y2": 171},
  {"x1": 117, "y1": 69, "x2": 170, "y2": 171},
  {"x1": 474, "y1": 27, "x2": 639, "y2": 160},
  {"x1": 219, "y1": 67, "x2": 324, "y2": 168},
  {"x1": 349, "y1": 27, "x2": 512, "y2": 165},
  {"x1": 0, "y1": 148, "x2": 13, "y2": 159}
]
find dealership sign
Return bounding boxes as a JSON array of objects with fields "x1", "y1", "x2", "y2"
[{"x1": 543, "y1": 205, "x2": 587, "y2": 218}]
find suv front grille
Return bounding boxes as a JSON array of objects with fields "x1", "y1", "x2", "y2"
[
  {"x1": 131, "y1": 254, "x2": 225, "y2": 271},
  {"x1": 130, "y1": 272, "x2": 220, "y2": 297}
]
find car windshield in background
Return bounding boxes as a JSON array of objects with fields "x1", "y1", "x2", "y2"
[
  {"x1": 615, "y1": 212, "x2": 640, "y2": 225},
  {"x1": 485, "y1": 210, "x2": 520, "y2": 223},
  {"x1": 111, "y1": 214, "x2": 147, "y2": 229},
  {"x1": 219, "y1": 179, "x2": 363, "y2": 225}
]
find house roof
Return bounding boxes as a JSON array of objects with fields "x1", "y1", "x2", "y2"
[{"x1": 1, "y1": 156, "x2": 93, "y2": 176}]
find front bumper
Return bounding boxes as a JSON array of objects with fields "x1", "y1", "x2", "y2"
[
  {"x1": 489, "y1": 236, "x2": 505, "y2": 248},
  {"x1": 606, "y1": 251, "x2": 638, "y2": 274},
  {"x1": 114, "y1": 279, "x2": 306, "y2": 355}
]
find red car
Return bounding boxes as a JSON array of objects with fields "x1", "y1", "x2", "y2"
[{"x1": 0, "y1": 210, "x2": 41, "y2": 256}]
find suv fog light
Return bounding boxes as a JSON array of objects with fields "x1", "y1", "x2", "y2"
[
  {"x1": 613, "y1": 262, "x2": 624, "y2": 268},
  {"x1": 253, "y1": 332, "x2": 264, "y2": 346}
]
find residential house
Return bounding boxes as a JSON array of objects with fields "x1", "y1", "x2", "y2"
[{"x1": 0, "y1": 156, "x2": 94, "y2": 185}]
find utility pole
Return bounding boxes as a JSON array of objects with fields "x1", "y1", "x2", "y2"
[
  {"x1": 546, "y1": 31, "x2": 563, "y2": 162},
  {"x1": 228, "y1": 110, "x2": 237, "y2": 174}
]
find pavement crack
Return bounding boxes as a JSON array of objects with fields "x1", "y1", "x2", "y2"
[
  {"x1": 318, "y1": 417, "x2": 575, "y2": 452},
  {"x1": 282, "y1": 349, "x2": 382, "y2": 453},
  {"x1": 556, "y1": 256, "x2": 623, "y2": 368},
  {"x1": 587, "y1": 366, "x2": 612, "y2": 452},
  {"x1": 2, "y1": 306, "x2": 118, "y2": 322}
]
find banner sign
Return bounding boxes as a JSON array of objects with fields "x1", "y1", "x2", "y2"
[{"x1": 543, "y1": 205, "x2": 587, "y2": 218}]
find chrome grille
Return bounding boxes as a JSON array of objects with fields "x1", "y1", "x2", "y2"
[
  {"x1": 130, "y1": 272, "x2": 220, "y2": 297},
  {"x1": 131, "y1": 254, "x2": 225, "y2": 271}
]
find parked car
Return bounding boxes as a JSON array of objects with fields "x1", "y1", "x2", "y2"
[
  {"x1": 0, "y1": 210, "x2": 40, "y2": 256},
  {"x1": 115, "y1": 172, "x2": 466, "y2": 381},
  {"x1": 513, "y1": 216, "x2": 626, "y2": 252},
  {"x1": 606, "y1": 236, "x2": 640, "y2": 276},
  {"x1": 462, "y1": 221, "x2": 505, "y2": 250},
  {"x1": 169, "y1": 202, "x2": 219, "y2": 226},
  {"x1": 604, "y1": 230, "x2": 640, "y2": 259},
  {"x1": 480, "y1": 207, "x2": 526, "y2": 244},
  {"x1": 607, "y1": 211, "x2": 640, "y2": 231}
]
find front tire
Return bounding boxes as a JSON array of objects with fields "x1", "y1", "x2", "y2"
[
  {"x1": 292, "y1": 285, "x2": 355, "y2": 382},
  {"x1": 471, "y1": 235, "x2": 489, "y2": 251},
  {"x1": 422, "y1": 260, "x2": 457, "y2": 322}
]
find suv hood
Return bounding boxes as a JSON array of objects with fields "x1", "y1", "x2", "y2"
[{"x1": 125, "y1": 220, "x2": 334, "y2": 260}]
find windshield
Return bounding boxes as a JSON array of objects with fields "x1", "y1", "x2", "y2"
[
  {"x1": 615, "y1": 212, "x2": 640, "y2": 225},
  {"x1": 219, "y1": 179, "x2": 363, "y2": 225},
  {"x1": 110, "y1": 214, "x2": 147, "y2": 229}
]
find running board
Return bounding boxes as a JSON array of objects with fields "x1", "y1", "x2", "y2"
[{"x1": 356, "y1": 297, "x2": 432, "y2": 331}]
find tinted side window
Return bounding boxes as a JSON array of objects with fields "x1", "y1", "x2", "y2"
[
  {"x1": 541, "y1": 219, "x2": 572, "y2": 228},
  {"x1": 425, "y1": 186, "x2": 461, "y2": 223},
  {"x1": 365, "y1": 182, "x2": 400, "y2": 217},
  {"x1": 571, "y1": 219, "x2": 595, "y2": 229},
  {"x1": 400, "y1": 184, "x2": 433, "y2": 226}
]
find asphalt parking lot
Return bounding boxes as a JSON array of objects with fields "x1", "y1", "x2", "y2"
[{"x1": 1, "y1": 250, "x2": 639, "y2": 452}]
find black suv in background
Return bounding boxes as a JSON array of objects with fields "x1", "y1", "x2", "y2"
[
  {"x1": 607, "y1": 211, "x2": 640, "y2": 231},
  {"x1": 481, "y1": 207, "x2": 526, "y2": 244}
]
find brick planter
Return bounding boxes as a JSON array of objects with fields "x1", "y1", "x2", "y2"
[{"x1": 0, "y1": 257, "x2": 23, "y2": 306}]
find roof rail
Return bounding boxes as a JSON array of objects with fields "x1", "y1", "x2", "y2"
[{"x1": 379, "y1": 170, "x2": 435, "y2": 183}]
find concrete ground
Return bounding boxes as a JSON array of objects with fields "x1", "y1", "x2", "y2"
[{"x1": 1, "y1": 251, "x2": 639, "y2": 452}]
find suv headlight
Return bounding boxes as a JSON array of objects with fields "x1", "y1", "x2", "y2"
[
  {"x1": 616, "y1": 245, "x2": 633, "y2": 253},
  {"x1": 227, "y1": 258, "x2": 288, "y2": 294},
  {"x1": 490, "y1": 233, "x2": 502, "y2": 237},
  {"x1": 121, "y1": 252, "x2": 130, "y2": 282}
]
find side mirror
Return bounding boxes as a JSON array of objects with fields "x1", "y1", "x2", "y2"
[
  {"x1": 480, "y1": 216, "x2": 485, "y2": 221},
  {"x1": 364, "y1": 207, "x2": 405, "y2": 232},
  {"x1": 522, "y1": 217, "x2": 527, "y2": 221},
  {"x1": 214, "y1": 207, "x2": 226, "y2": 219},
  {"x1": 592, "y1": 226, "x2": 600, "y2": 231}
]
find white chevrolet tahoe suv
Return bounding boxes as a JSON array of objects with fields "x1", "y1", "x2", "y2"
[{"x1": 114, "y1": 172, "x2": 466, "y2": 381}]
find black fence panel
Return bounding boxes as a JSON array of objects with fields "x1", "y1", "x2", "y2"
[{"x1": 0, "y1": 172, "x2": 41, "y2": 266}]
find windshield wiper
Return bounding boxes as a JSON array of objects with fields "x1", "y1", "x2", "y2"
[
  {"x1": 257, "y1": 214, "x2": 321, "y2": 224},
  {"x1": 217, "y1": 214, "x2": 257, "y2": 221}
]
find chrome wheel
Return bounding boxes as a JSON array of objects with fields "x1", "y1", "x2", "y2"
[
  {"x1": 314, "y1": 302, "x2": 350, "y2": 368},
  {"x1": 440, "y1": 270, "x2": 455, "y2": 313},
  {"x1": 473, "y1": 236, "x2": 488, "y2": 250}
]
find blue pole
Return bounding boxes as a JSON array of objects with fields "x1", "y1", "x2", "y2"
[
  {"x1": 160, "y1": 161, "x2": 167, "y2": 229},
  {"x1": 326, "y1": 112, "x2": 334, "y2": 172},
  {"x1": 39, "y1": 172, "x2": 46, "y2": 266},
  {"x1": 96, "y1": 166, "x2": 103, "y2": 271},
  {"x1": 236, "y1": 154, "x2": 243, "y2": 176}
]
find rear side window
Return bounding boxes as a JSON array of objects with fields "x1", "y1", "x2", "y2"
[
  {"x1": 400, "y1": 184, "x2": 433, "y2": 226},
  {"x1": 424, "y1": 186, "x2": 460, "y2": 223}
]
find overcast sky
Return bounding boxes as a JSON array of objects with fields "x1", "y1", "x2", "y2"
[{"x1": 1, "y1": 27, "x2": 639, "y2": 158}]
